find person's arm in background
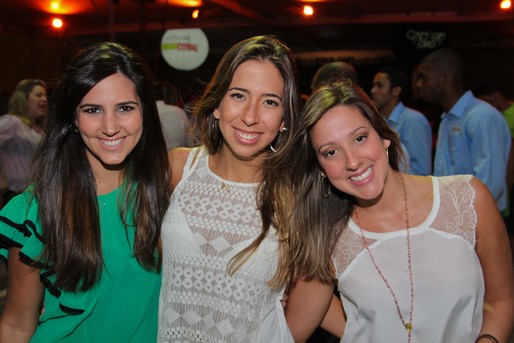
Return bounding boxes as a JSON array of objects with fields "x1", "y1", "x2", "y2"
[
  {"x1": 0, "y1": 248, "x2": 44, "y2": 343},
  {"x1": 473, "y1": 177, "x2": 514, "y2": 341}
]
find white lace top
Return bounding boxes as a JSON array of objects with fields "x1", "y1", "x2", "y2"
[
  {"x1": 158, "y1": 147, "x2": 293, "y2": 343},
  {"x1": 334, "y1": 175, "x2": 485, "y2": 342}
]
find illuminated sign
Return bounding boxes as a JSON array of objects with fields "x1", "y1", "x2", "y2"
[{"x1": 161, "y1": 28, "x2": 209, "y2": 71}]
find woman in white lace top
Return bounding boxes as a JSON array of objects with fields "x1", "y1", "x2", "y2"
[
  {"x1": 283, "y1": 80, "x2": 514, "y2": 342},
  {"x1": 158, "y1": 35, "x2": 301, "y2": 342}
]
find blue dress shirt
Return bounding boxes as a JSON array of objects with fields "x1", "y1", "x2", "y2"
[
  {"x1": 387, "y1": 102, "x2": 432, "y2": 176},
  {"x1": 434, "y1": 91, "x2": 511, "y2": 211}
]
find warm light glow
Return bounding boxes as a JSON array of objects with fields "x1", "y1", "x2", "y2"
[
  {"x1": 159, "y1": 0, "x2": 202, "y2": 6},
  {"x1": 50, "y1": 1, "x2": 60, "y2": 11},
  {"x1": 500, "y1": 0, "x2": 511, "y2": 9},
  {"x1": 192, "y1": 9, "x2": 200, "y2": 19},
  {"x1": 303, "y1": 5, "x2": 314, "y2": 16},
  {"x1": 43, "y1": 1, "x2": 88, "y2": 15},
  {"x1": 52, "y1": 18, "x2": 63, "y2": 28}
]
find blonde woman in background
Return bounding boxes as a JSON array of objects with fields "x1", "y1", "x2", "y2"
[{"x1": 0, "y1": 79, "x2": 47, "y2": 205}]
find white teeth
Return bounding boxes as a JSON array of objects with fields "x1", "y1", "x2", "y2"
[
  {"x1": 350, "y1": 167, "x2": 371, "y2": 181},
  {"x1": 236, "y1": 130, "x2": 258, "y2": 140},
  {"x1": 100, "y1": 138, "x2": 124, "y2": 146}
]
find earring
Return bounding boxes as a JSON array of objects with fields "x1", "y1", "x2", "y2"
[
  {"x1": 320, "y1": 172, "x2": 331, "y2": 198},
  {"x1": 270, "y1": 144, "x2": 277, "y2": 153},
  {"x1": 280, "y1": 127, "x2": 288, "y2": 132},
  {"x1": 385, "y1": 147, "x2": 389, "y2": 156},
  {"x1": 211, "y1": 112, "x2": 216, "y2": 129}
]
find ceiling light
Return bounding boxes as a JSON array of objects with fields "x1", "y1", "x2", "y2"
[
  {"x1": 303, "y1": 5, "x2": 314, "y2": 16},
  {"x1": 500, "y1": 0, "x2": 511, "y2": 9},
  {"x1": 192, "y1": 9, "x2": 200, "y2": 19},
  {"x1": 50, "y1": 1, "x2": 60, "y2": 11},
  {"x1": 52, "y1": 18, "x2": 63, "y2": 29},
  {"x1": 163, "y1": 0, "x2": 202, "y2": 6}
]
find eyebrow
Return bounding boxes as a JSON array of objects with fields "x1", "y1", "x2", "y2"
[
  {"x1": 78, "y1": 100, "x2": 139, "y2": 109},
  {"x1": 317, "y1": 125, "x2": 367, "y2": 151},
  {"x1": 228, "y1": 86, "x2": 283, "y2": 102}
]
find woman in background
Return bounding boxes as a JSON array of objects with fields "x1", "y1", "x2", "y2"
[
  {"x1": 0, "y1": 79, "x2": 47, "y2": 205},
  {"x1": 0, "y1": 42, "x2": 170, "y2": 342}
]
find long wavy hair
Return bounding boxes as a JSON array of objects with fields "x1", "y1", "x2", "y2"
[
  {"x1": 282, "y1": 80, "x2": 404, "y2": 284},
  {"x1": 190, "y1": 35, "x2": 301, "y2": 287},
  {"x1": 32, "y1": 42, "x2": 170, "y2": 292}
]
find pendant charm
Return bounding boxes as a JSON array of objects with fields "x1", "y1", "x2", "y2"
[
  {"x1": 221, "y1": 182, "x2": 230, "y2": 191},
  {"x1": 405, "y1": 323, "x2": 412, "y2": 332}
]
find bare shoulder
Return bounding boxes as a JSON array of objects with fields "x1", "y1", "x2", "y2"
[
  {"x1": 169, "y1": 147, "x2": 192, "y2": 166},
  {"x1": 169, "y1": 147, "x2": 194, "y2": 189}
]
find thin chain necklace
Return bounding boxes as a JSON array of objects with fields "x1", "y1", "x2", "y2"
[
  {"x1": 353, "y1": 173, "x2": 414, "y2": 342},
  {"x1": 214, "y1": 154, "x2": 260, "y2": 191}
]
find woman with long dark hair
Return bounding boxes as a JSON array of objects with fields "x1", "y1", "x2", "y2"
[{"x1": 0, "y1": 42, "x2": 170, "y2": 342}]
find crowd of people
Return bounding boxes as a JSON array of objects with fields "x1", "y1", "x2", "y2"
[{"x1": 0, "y1": 36, "x2": 513, "y2": 343}]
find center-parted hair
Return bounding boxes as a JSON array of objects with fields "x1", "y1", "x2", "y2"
[
  {"x1": 32, "y1": 42, "x2": 170, "y2": 292},
  {"x1": 189, "y1": 35, "x2": 302, "y2": 287}
]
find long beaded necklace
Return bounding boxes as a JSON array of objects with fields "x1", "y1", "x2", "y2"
[{"x1": 353, "y1": 173, "x2": 414, "y2": 342}]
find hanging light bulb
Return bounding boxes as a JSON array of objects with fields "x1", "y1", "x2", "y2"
[
  {"x1": 500, "y1": 0, "x2": 511, "y2": 9},
  {"x1": 192, "y1": 9, "x2": 200, "y2": 19}
]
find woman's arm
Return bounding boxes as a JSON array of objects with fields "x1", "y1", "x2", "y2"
[
  {"x1": 473, "y1": 178, "x2": 514, "y2": 341},
  {"x1": 320, "y1": 293, "x2": 345, "y2": 338},
  {"x1": 285, "y1": 277, "x2": 338, "y2": 343},
  {"x1": 0, "y1": 248, "x2": 44, "y2": 343}
]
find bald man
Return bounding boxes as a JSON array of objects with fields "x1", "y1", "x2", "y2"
[{"x1": 416, "y1": 48, "x2": 511, "y2": 211}]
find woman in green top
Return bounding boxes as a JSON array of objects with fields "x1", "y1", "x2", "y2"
[{"x1": 0, "y1": 42, "x2": 170, "y2": 342}]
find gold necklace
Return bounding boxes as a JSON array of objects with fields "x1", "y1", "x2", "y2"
[
  {"x1": 215, "y1": 154, "x2": 260, "y2": 191},
  {"x1": 220, "y1": 179, "x2": 231, "y2": 191},
  {"x1": 353, "y1": 173, "x2": 414, "y2": 342}
]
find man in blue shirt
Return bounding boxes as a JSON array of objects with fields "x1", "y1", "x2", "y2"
[
  {"x1": 416, "y1": 48, "x2": 511, "y2": 211},
  {"x1": 371, "y1": 66, "x2": 433, "y2": 175}
]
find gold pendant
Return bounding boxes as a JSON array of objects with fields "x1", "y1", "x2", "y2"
[
  {"x1": 404, "y1": 323, "x2": 412, "y2": 332},
  {"x1": 221, "y1": 182, "x2": 230, "y2": 191}
]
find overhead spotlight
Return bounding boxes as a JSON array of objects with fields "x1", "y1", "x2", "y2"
[
  {"x1": 500, "y1": 0, "x2": 511, "y2": 9},
  {"x1": 303, "y1": 5, "x2": 314, "y2": 16},
  {"x1": 52, "y1": 18, "x2": 63, "y2": 29},
  {"x1": 192, "y1": 9, "x2": 200, "y2": 19}
]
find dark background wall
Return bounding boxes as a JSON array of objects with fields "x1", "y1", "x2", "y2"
[{"x1": 1, "y1": 21, "x2": 514, "y2": 114}]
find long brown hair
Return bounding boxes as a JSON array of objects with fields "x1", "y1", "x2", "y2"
[
  {"x1": 32, "y1": 42, "x2": 170, "y2": 292},
  {"x1": 282, "y1": 80, "x2": 404, "y2": 284},
  {"x1": 190, "y1": 35, "x2": 302, "y2": 287}
]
